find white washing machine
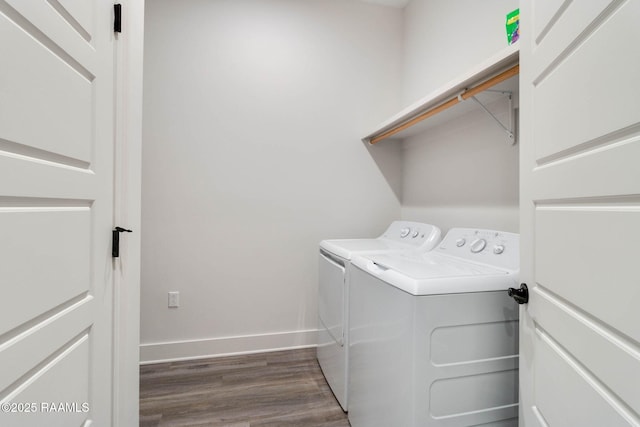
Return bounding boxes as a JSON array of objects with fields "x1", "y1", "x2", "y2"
[
  {"x1": 317, "y1": 221, "x2": 442, "y2": 412},
  {"x1": 348, "y1": 228, "x2": 520, "y2": 427}
]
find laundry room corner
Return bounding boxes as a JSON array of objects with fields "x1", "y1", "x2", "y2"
[{"x1": 139, "y1": 0, "x2": 405, "y2": 363}]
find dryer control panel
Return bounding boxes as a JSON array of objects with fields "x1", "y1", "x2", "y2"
[
  {"x1": 381, "y1": 221, "x2": 442, "y2": 250},
  {"x1": 437, "y1": 228, "x2": 519, "y2": 271}
]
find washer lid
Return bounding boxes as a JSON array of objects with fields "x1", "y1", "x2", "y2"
[
  {"x1": 352, "y1": 253, "x2": 518, "y2": 296},
  {"x1": 368, "y1": 252, "x2": 507, "y2": 279}
]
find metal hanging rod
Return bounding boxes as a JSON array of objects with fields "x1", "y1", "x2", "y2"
[{"x1": 369, "y1": 64, "x2": 519, "y2": 145}]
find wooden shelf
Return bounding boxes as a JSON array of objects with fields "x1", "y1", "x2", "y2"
[{"x1": 362, "y1": 44, "x2": 520, "y2": 144}]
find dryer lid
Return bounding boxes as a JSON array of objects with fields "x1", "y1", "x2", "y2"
[
  {"x1": 320, "y1": 238, "x2": 407, "y2": 260},
  {"x1": 319, "y1": 221, "x2": 442, "y2": 260}
]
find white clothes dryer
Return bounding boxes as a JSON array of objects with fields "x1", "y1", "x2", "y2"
[
  {"x1": 317, "y1": 221, "x2": 441, "y2": 412},
  {"x1": 348, "y1": 228, "x2": 520, "y2": 427}
]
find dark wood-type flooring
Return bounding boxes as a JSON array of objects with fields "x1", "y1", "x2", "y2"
[{"x1": 140, "y1": 348, "x2": 350, "y2": 426}]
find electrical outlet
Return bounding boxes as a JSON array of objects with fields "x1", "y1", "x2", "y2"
[{"x1": 168, "y1": 291, "x2": 180, "y2": 308}]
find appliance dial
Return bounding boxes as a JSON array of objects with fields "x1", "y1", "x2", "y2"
[
  {"x1": 456, "y1": 238, "x2": 466, "y2": 247},
  {"x1": 470, "y1": 238, "x2": 487, "y2": 253},
  {"x1": 400, "y1": 227, "x2": 410, "y2": 238},
  {"x1": 412, "y1": 230, "x2": 420, "y2": 238},
  {"x1": 493, "y1": 245, "x2": 505, "y2": 254}
]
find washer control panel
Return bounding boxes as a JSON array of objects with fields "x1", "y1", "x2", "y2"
[
  {"x1": 469, "y1": 238, "x2": 487, "y2": 253},
  {"x1": 382, "y1": 221, "x2": 442, "y2": 249},
  {"x1": 437, "y1": 228, "x2": 519, "y2": 270}
]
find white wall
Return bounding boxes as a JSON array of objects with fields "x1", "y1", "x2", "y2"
[
  {"x1": 402, "y1": 0, "x2": 518, "y2": 105},
  {"x1": 399, "y1": 0, "x2": 520, "y2": 233},
  {"x1": 141, "y1": 0, "x2": 403, "y2": 362}
]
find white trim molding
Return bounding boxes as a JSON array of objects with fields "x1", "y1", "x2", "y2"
[
  {"x1": 113, "y1": 1, "x2": 144, "y2": 425},
  {"x1": 140, "y1": 329, "x2": 318, "y2": 365}
]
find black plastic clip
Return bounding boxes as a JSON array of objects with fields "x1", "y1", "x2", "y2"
[{"x1": 112, "y1": 226, "x2": 132, "y2": 258}]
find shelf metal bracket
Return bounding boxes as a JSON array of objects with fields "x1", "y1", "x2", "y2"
[{"x1": 467, "y1": 90, "x2": 517, "y2": 145}]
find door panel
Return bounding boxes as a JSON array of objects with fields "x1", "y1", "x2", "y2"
[
  {"x1": 0, "y1": 0, "x2": 114, "y2": 425},
  {"x1": 532, "y1": 289, "x2": 640, "y2": 416},
  {"x1": 0, "y1": 209, "x2": 90, "y2": 335},
  {"x1": 532, "y1": 0, "x2": 569, "y2": 44},
  {"x1": 2, "y1": 337, "x2": 90, "y2": 427},
  {"x1": 0, "y1": 9, "x2": 93, "y2": 162},
  {"x1": 0, "y1": 157, "x2": 93, "y2": 197},
  {"x1": 5, "y1": 0, "x2": 96, "y2": 67},
  {"x1": 55, "y1": 0, "x2": 94, "y2": 38},
  {"x1": 532, "y1": 1, "x2": 640, "y2": 163},
  {"x1": 0, "y1": 299, "x2": 92, "y2": 393},
  {"x1": 535, "y1": 206, "x2": 640, "y2": 340},
  {"x1": 520, "y1": 0, "x2": 640, "y2": 425},
  {"x1": 534, "y1": 328, "x2": 635, "y2": 427},
  {"x1": 532, "y1": 0, "x2": 621, "y2": 73},
  {"x1": 530, "y1": 134, "x2": 640, "y2": 200}
]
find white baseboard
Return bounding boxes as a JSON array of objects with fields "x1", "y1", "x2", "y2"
[{"x1": 139, "y1": 329, "x2": 318, "y2": 365}]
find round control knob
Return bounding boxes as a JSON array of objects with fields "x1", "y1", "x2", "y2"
[
  {"x1": 470, "y1": 238, "x2": 487, "y2": 253},
  {"x1": 493, "y1": 245, "x2": 505, "y2": 255},
  {"x1": 412, "y1": 230, "x2": 420, "y2": 238},
  {"x1": 456, "y1": 238, "x2": 466, "y2": 247},
  {"x1": 400, "y1": 227, "x2": 410, "y2": 238}
]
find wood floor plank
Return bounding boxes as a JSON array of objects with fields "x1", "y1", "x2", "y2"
[{"x1": 139, "y1": 348, "x2": 350, "y2": 427}]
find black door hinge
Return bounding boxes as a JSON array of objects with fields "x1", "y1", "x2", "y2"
[
  {"x1": 112, "y1": 226, "x2": 132, "y2": 258},
  {"x1": 114, "y1": 4, "x2": 122, "y2": 33}
]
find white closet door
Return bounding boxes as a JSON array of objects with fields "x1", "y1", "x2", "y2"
[
  {"x1": 519, "y1": 1, "x2": 640, "y2": 426},
  {"x1": 0, "y1": 1, "x2": 116, "y2": 425}
]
